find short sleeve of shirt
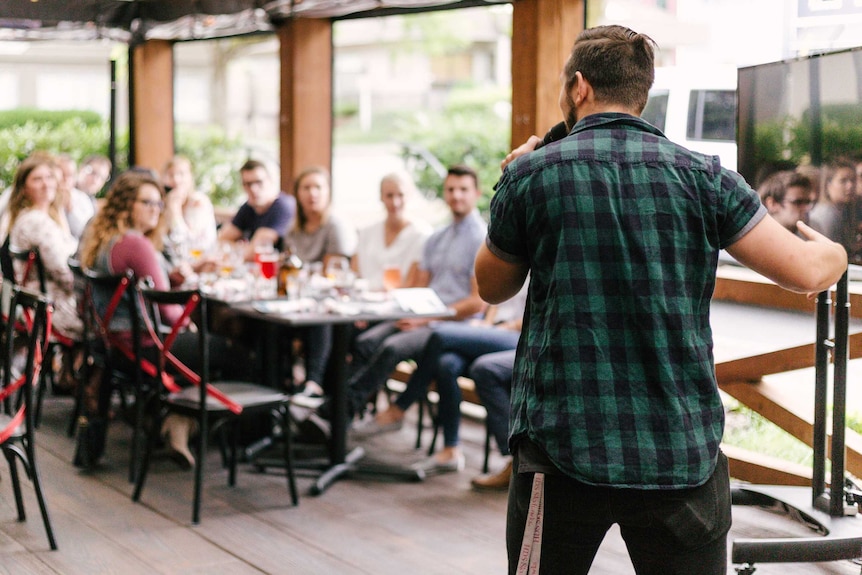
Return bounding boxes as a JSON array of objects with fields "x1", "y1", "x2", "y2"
[
  {"x1": 487, "y1": 166, "x2": 529, "y2": 263},
  {"x1": 230, "y1": 194, "x2": 296, "y2": 239},
  {"x1": 715, "y1": 165, "x2": 767, "y2": 248}
]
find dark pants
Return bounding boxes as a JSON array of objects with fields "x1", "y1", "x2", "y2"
[{"x1": 506, "y1": 447, "x2": 731, "y2": 575}]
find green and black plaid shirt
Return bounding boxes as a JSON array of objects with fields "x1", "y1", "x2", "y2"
[{"x1": 487, "y1": 113, "x2": 766, "y2": 489}]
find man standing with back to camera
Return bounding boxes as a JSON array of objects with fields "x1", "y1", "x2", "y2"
[{"x1": 475, "y1": 25, "x2": 847, "y2": 574}]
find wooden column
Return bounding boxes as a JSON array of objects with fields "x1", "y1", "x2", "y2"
[
  {"x1": 278, "y1": 18, "x2": 333, "y2": 194},
  {"x1": 510, "y1": 0, "x2": 584, "y2": 148},
  {"x1": 130, "y1": 40, "x2": 174, "y2": 171}
]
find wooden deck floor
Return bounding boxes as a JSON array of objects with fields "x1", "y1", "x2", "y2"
[{"x1": 1, "y1": 395, "x2": 861, "y2": 574}]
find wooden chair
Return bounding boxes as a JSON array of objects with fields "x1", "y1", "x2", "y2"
[
  {"x1": 132, "y1": 288, "x2": 298, "y2": 524},
  {"x1": 0, "y1": 284, "x2": 58, "y2": 550}
]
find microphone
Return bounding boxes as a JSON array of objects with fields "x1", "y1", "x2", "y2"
[{"x1": 533, "y1": 121, "x2": 569, "y2": 150}]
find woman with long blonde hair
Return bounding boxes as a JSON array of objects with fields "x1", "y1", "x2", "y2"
[{"x1": 5, "y1": 152, "x2": 83, "y2": 390}]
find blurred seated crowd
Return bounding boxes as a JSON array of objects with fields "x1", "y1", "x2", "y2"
[{"x1": 4, "y1": 147, "x2": 857, "y2": 493}]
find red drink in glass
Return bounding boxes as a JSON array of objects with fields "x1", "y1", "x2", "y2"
[{"x1": 258, "y1": 252, "x2": 278, "y2": 279}]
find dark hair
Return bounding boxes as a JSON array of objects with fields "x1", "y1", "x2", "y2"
[
  {"x1": 240, "y1": 159, "x2": 269, "y2": 175},
  {"x1": 446, "y1": 164, "x2": 479, "y2": 190},
  {"x1": 565, "y1": 25, "x2": 656, "y2": 113},
  {"x1": 757, "y1": 170, "x2": 812, "y2": 205}
]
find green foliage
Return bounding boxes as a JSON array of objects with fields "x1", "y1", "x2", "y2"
[
  {"x1": 0, "y1": 116, "x2": 113, "y2": 190},
  {"x1": 0, "y1": 110, "x2": 248, "y2": 207},
  {"x1": 755, "y1": 104, "x2": 862, "y2": 170},
  {"x1": 174, "y1": 125, "x2": 249, "y2": 207},
  {"x1": 397, "y1": 87, "x2": 510, "y2": 213},
  {"x1": 0, "y1": 108, "x2": 102, "y2": 131}
]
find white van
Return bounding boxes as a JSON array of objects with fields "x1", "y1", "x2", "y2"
[{"x1": 641, "y1": 66, "x2": 738, "y2": 170}]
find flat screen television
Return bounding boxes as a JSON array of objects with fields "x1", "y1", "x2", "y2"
[{"x1": 737, "y1": 46, "x2": 862, "y2": 186}]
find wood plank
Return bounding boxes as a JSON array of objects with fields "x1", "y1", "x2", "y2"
[{"x1": 722, "y1": 443, "x2": 812, "y2": 486}]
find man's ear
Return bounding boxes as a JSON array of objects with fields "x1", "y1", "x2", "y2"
[
  {"x1": 763, "y1": 197, "x2": 778, "y2": 214},
  {"x1": 573, "y1": 71, "x2": 590, "y2": 105}
]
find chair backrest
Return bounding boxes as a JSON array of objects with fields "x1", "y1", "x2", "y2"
[
  {"x1": 138, "y1": 288, "x2": 242, "y2": 415},
  {"x1": 0, "y1": 286, "x2": 49, "y2": 442},
  {"x1": 0, "y1": 238, "x2": 47, "y2": 295}
]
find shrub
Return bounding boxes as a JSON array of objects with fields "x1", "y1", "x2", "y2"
[
  {"x1": 0, "y1": 109, "x2": 248, "y2": 208},
  {"x1": 397, "y1": 87, "x2": 511, "y2": 214}
]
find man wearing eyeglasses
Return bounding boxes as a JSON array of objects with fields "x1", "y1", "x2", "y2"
[
  {"x1": 757, "y1": 169, "x2": 816, "y2": 234},
  {"x1": 217, "y1": 159, "x2": 296, "y2": 261}
]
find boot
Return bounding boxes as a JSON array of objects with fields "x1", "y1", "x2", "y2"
[
  {"x1": 160, "y1": 414, "x2": 197, "y2": 469},
  {"x1": 470, "y1": 458, "x2": 513, "y2": 492}
]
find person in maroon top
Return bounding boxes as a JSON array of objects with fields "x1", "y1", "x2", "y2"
[{"x1": 78, "y1": 170, "x2": 197, "y2": 469}]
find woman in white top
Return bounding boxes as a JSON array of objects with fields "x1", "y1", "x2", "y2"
[
  {"x1": 352, "y1": 171, "x2": 432, "y2": 290},
  {"x1": 162, "y1": 155, "x2": 217, "y2": 262},
  {"x1": 7, "y1": 153, "x2": 82, "y2": 342}
]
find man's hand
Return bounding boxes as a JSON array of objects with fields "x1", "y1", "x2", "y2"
[
  {"x1": 395, "y1": 317, "x2": 432, "y2": 331},
  {"x1": 501, "y1": 136, "x2": 542, "y2": 170}
]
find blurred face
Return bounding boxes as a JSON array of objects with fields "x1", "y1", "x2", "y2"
[
  {"x1": 296, "y1": 172, "x2": 330, "y2": 216},
  {"x1": 380, "y1": 179, "x2": 406, "y2": 219},
  {"x1": 826, "y1": 167, "x2": 856, "y2": 205},
  {"x1": 443, "y1": 173, "x2": 480, "y2": 219},
  {"x1": 241, "y1": 166, "x2": 277, "y2": 213},
  {"x1": 767, "y1": 185, "x2": 814, "y2": 233},
  {"x1": 131, "y1": 183, "x2": 164, "y2": 233},
  {"x1": 78, "y1": 161, "x2": 110, "y2": 196},
  {"x1": 855, "y1": 163, "x2": 862, "y2": 198},
  {"x1": 58, "y1": 158, "x2": 77, "y2": 192},
  {"x1": 24, "y1": 164, "x2": 58, "y2": 209},
  {"x1": 163, "y1": 161, "x2": 193, "y2": 196}
]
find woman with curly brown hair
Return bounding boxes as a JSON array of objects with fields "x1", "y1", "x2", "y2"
[{"x1": 77, "y1": 169, "x2": 198, "y2": 469}]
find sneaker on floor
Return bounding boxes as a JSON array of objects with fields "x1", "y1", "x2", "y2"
[
  {"x1": 350, "y1": 416, "x2": 403, "y2": 438},
  {"x1": 410, "y1": 453, "x2": 465, "y2": 476},
  {"x1": 471, "y1": 459, "x2": 512, "y2": 492}
]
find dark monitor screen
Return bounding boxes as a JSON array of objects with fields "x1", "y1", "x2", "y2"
[{"x1": 737, "y1": 47, "x2": 862, "y2": 187}]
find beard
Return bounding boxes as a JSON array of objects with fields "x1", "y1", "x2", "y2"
[{"x1": 564, "y1": 92, "x2": 578, "y2": 131}]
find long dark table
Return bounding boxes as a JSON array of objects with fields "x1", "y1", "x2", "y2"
[{"x1": 227, "y1": 297, "x2": 452, "y2": 495}]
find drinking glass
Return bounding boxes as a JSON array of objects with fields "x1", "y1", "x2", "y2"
[{"x1": 382, "y1": 265, "x2": 402, "y2": 291}]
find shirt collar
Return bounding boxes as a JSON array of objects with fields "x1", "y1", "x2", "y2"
[{"x1": 570, "y1": 112, "x2": 666, "y2": 139}]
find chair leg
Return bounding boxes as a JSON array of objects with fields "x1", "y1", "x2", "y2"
[
  {"x1": 131, "y1": 418, "x2": 156, "y2": 502},
  {"x1": 3, "y1": 448, "x2": 25, "y2": 521},
  {"x1": 427, "y1": 403, "x2": 440, "y2": 457},
  {"x1": 483, "y1": 420, "x2": 492, "y2": 474},
  {"x1": 25, "y1": 442, "x2": 58, "y2": 550},
  {"x1": 279, "y1": 405, "x2": 298, "y2": 506},
  {"x1": 415, "y1": 398, "x2": 425, "y2": 450},
  {"x1": 228, "y1": 419, "x2": 238, "y2": 487},
  {"x1": 192, "y1": 412, "x2": 207, "y2": 525}
]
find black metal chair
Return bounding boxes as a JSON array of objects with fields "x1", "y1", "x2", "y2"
[
  {"x1": 72, "y1": 265, "x2": 152, "y2": 482},
  {"x1": 0, "y1": 284, "x2": 57, "y2": 550},
  {"x1": 0, "y1": 240, "x2": 80, "y2": 428},
  {"x1": 132, "y1": 288, "x2": 298, "y2": 524}
]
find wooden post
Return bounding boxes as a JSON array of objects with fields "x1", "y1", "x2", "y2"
[
  {"x1": 129, "y1": 40, "x2": 174, "y2": 171},
  {"x1": 278, "y1": 18, "x2": 333, "y2": 195},
  {"x1": 510, "y1": 0, "x2": 584, "y2": 148}
]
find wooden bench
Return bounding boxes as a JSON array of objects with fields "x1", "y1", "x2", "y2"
[{"x1": 386, "y1": 362, "x2": 493, "y2": 472}]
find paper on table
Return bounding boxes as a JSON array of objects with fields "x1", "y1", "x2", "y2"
[
  {"x1": 252, "y1": 298, "x2": 316, "y2": 314},
  {"x1": 391, "y1": 288, "x2": 449, "y2": 315}
]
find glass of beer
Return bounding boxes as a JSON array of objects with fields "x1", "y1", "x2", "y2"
[{"x1": 382, "y1": 265, "x2": 401, "y2": 291}]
